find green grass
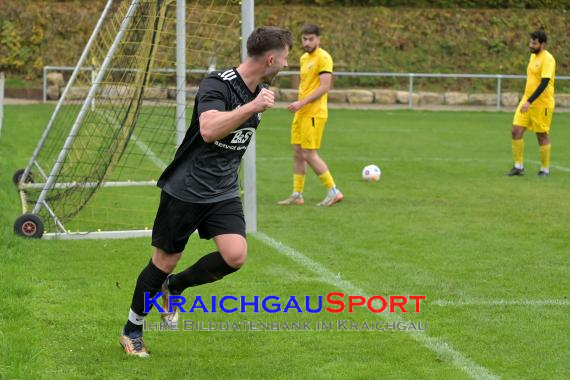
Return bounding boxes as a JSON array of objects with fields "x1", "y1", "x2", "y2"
[{"x1": 1, "y1": 104, "x2": 570, "y2": 379}]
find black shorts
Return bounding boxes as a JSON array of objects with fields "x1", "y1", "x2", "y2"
[{"x1": 151, "y1": 191, "x2": 246, "y2": 254}]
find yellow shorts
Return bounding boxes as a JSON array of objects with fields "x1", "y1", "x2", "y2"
[
  {"x1": 291, "y1": 115, "x2": 327, "y2": 149},
  {"x1": 513, "y1": 102, "x2": 554, "y2": 133}
]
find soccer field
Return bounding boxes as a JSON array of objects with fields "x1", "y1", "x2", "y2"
[{"x1": 1, "y1": 104, "x2": 569, "y2": 379}]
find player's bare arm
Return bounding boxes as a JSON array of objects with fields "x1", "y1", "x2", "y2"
[
  {"x1": 521, "y1": 77, "x2": 550, "y2": 113},
  {"x1": 288, "y1": 73, "x2": 332, "y2": 113},
  {"x1": 200, "y1": 88, "x2": 275, "y2": 142}
]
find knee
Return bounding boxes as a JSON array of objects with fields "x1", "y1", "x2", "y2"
[
  {"x1": 512, "y1": 126, "x2": 523, "y2": 139},
  {"x1": 537, "y1": 133, "x2": 549, "y2": 145},
  {"x1": 220, "y1": 243, "x2": 247, "y2": 269},
  {"x1": 152, "y1": 249, "x2": 181, "y2": 273},
  {"x1": 302, "y1": 149, "x2": 316, "y2": 162},
  {"x1": 293, "y1": 145, "x2": 304, "y2": 160}
]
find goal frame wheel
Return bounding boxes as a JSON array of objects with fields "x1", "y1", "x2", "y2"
[{"x1": 14, "y1": 214, "x2": 45, "y2": 238}]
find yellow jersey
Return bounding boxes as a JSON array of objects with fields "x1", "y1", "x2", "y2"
[
  {"x1": 297, "y1": 47, "x2": 333, "y2": 118},
  {"x1": 524, "y1": 50, "x2": 556, "y2": 108}
]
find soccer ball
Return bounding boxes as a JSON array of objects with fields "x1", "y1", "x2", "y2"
[{"x1": 362, "y1": 164, "x2": 381, "y2": 182}]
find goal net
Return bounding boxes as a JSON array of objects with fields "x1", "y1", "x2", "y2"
[{"x1": 15, "y1": 0, "x2": 241, "y2": 239}]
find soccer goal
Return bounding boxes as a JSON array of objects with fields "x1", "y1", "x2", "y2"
[{"x1": 13, "y1": 0, "x2": 256, "y2": 239}]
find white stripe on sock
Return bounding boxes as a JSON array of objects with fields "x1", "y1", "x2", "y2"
[{"x1": 128, "y1": 308, "x2": 145, "y2": 326}]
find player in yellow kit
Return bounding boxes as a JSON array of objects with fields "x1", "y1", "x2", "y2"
[
  {"x1": 508, "y1": 30, "x2": 556, "y2": 177},
  {"x1": 278, "y1": 24, "x2": 343, "y2": 206}
]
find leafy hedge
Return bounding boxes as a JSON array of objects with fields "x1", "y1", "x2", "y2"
[
  {"x1": 259, "y1": 6, "x2": 569, "y2": 91},
  {"x1": 0, "y1": 1, "x2": 105, "y2": 79},
  {"x1": 257, "y1": 0, "x2": 570, "y2": 8},
  {"x1": 26, "y1": 0, "x2": 570, "y2": 9},
  {"x1": 1, "y1": 2, "x2": 568, "y2": 92}
]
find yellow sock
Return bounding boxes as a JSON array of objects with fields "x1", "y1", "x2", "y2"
[
  {"x1": 512, "y1": 139, "x2": 524, "y2": 168},
  {"x1": 293, "y1": 174, "x2": 305, "y2": 193},
  {"x1": 318, "y1": 170, "x2": 336, "y2": 190},
  {"x1": 539, "y1": 144, "x2": 551, "y2": 170}
]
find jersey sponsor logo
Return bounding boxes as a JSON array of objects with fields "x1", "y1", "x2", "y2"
[
  {"x1": 230, "y1": 127, "x2": 254, "y2": 144},
  {"x1": 213, "y1": 127, "x2": 255, "y2": 151},
  {"x1": 307, "y1": 62, "x2": 314, "y2": 69}
]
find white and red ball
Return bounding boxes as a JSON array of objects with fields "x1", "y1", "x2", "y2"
[{"x1": 362, "y1": 164, "x2": 381, "y2": 182}]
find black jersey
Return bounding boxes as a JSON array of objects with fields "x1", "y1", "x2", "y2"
[{"x1": 158, "y1": 68, "x2": 262, "y2": 203}]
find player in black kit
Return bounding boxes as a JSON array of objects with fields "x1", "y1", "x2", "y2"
[{"x1": 120, "y1": 27, "x2": 292, "y2": 357}]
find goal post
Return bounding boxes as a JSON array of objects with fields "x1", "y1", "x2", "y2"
[
  {"x1": 175, "y1": 0, "x2": 186, "y2": 147},
  {"x1": 13, "y1": 0, "x2": 251, "y2": 239},
  {"x1": 241, "y1": 0, "x2": 256, "y2": 233}
]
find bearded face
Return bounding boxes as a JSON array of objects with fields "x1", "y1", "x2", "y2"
[
  {"x1": 529, "y1": 38, "x2": 543, "y2": 54},
  {"x1": 302, "y1": 34, "x2": 319, "y2": 54}
]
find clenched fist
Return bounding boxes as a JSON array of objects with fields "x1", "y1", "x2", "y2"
[{"x1": 249, "y1": 88, "x2": 275, "y2": 113}]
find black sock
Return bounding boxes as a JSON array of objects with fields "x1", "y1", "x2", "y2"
[
  {"x1": 124, "y1": 259, "x2": 168, "y2": 335},
  {"x1": 168, "y1": 251, "x2": 238, "y2": 294},
  {"x1": 124, "y1": 320, "x2": 142, "y2": 336}
]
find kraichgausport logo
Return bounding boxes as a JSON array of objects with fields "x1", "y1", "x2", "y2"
[{"x1": 144, "y1": 292, "x2": 426, "y2": 314}]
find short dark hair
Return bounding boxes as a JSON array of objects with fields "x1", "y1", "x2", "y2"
[
  {"x1": 530, "y1": 30, "x2": 547, "y2": 43},
  {"x1": 247, "y1": 27, "x2": 293, "y2": 57},
  {"x1": 301, "y1": 24, "x2": 320, "y2": 36}
]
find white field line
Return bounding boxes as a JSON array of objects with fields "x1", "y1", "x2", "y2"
[
  {"x1": 258, "y1": 156, "x2": 570, "y2": 173},
  {"x1": 432, "y1": 299, "x2": 570, "y2": 306},
  {"x1": 253, "y1": 232, "x2": 499, "y2": 380},
  {"x1": 258, "y1": 156, "x2": 570, "y2": 170},
  {"x1": 128, "y1": 132, "x2": 167, "y2": 170},
  {"x1": 96, "y1": 109, "x2": 167, "y2": 170},
  {"x1": 256, "y1": 156, "x2": 497, "y2": 163},
  {"x1": 549, "y1": 164, "x2": 570, "y2": 172},
  {"x1": 528, "y1": 160, "x2": 570, "y2": 173}
]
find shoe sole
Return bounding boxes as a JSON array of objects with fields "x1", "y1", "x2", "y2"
[
  {"x1": 119, "y1": 336, "x2": 150, "y2": 358},
  {"x1": 318, "y1": 193, "x2": 344, "y2": 207},
  {"x1": 161, "y1": 311, "x2": 179, "y2": 325},
  {"x1": 161, "y1": 280, "x2": 180, "y2": 326},
  {"x1": 277, "y1": 200, "x2": 304, "y2": 205},
  {"x1": 329, "y1": 193, "x2": 344, "y2": 206}
]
